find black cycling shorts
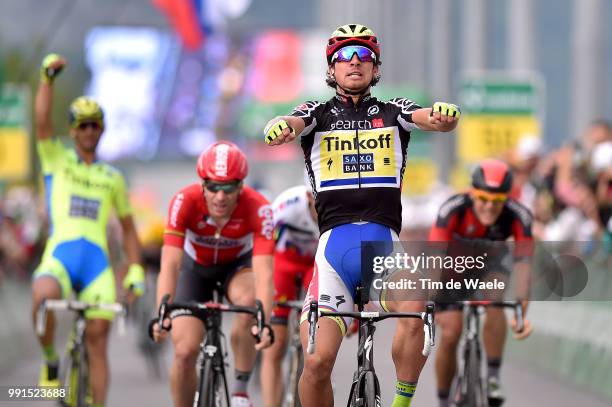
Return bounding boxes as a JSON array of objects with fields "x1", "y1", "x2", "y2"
[{"x1": 175, "y1": 252, "x2": 252, "y2": 303}]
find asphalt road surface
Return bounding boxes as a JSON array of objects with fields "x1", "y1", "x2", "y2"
[{"x1": 2, "y1": 313, "x2": 611, "y2": 407}]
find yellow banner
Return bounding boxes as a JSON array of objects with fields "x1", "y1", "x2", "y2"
[
  {"x1": 0, "y1": 129, "x2": 30, "y2": 180},
  {"x1": 458, "y1": 115, "x2": 540, "y2": 162},
  {"x1": 401, "y1": 159, "x2": 438, "y2": 196}
]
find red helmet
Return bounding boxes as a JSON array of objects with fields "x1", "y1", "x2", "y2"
[
  {"x1": 471, "y1": 159, "x2": 513, "y2": 193},
  {"x1": 326, "y1": 24, "x2": 380, "y2": 65},
  {"x1": 196, "y1": 141, "x2": 248, "y2": 182}
]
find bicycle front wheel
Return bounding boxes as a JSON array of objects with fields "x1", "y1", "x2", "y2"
[
  {"x1": 58, "y1": 343, "x2": 88, "y2": 407},
  {"x1": 350, "y1": 371, "x2": 380, "y2": 407},
  {"x1": 455, "y1": 342, "x2": 484, "y2": 407},
  {"x1": 284, "y1": 346, "x2": 304, "y2": 407}
]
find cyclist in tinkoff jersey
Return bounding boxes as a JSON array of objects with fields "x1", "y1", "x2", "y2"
[
  {"x1": 264, "y1": 24, "x2": 461, "y2": 407},
  {"x1": 429, "y1": 159, "x2": 533, "y2": 407},
  {"x1": 261, "y1": 185, "x2": 318, "y2": 407},
  {"x1": 31, "y1": 54, "x2": 144, "y2": 407}
]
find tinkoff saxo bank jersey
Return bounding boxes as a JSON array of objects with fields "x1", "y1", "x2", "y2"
[{"x1": 291, "y1": 95, "x2": 421, "y2": 234}]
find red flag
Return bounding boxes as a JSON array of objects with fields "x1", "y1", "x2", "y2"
[{"x1": 153, "y1": 0, "x2": 204, "y2": 50}]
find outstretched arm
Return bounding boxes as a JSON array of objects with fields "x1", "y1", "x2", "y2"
[
  {"x1": 35, "y1": 54, "x2": 66, "y2": 141},
  {"x1": 412, "y1": 102, "x2": 461, "y2": 132},
  {"x1": 263, "y1": 115, "x2": 306, "y2": 145}
]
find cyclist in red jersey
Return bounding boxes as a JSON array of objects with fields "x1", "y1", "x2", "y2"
[
  {"x1": 429, "y1": 159, "x2": 533, "y2": 407},
  {"x1": 261, "y1": 185, "x2": 318, "y2": 407},
  {"x1": 152, "y1": 141, "x2": 274, "y2": 407}
]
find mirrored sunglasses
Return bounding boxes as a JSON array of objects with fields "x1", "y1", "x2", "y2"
[{"x1": 331, "y1": 45, "x2": 377, "y2": 64}]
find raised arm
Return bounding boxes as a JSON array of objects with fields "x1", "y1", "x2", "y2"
[{"x1": 35, "y1": 54, "x2": 66, "y2": 141}]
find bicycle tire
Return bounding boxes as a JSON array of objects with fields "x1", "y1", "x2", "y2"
[
  {"x1": 76, "y1": 344, "x2": 89, "y2": 407},
  {"x1": 452, "y1": 342, "x2": 473, "y2": 407},
  {"x1": 58, "y1": 344, "x2": 85, "y2": 407},
  {"x1": 196, "y1": 357, "x2": 230, "y2": 407},
  {"x1": 284, "y1": 345, "x2": 303, "y2": 407},
  {"x1": 212, "y1": 364, "x2": 230, "y2": 407},
  {"x1": 463, "y1": 342, "x2": 485, "y2": 407},
  {"x1": 350, "y1": 371, "x2": 380, "y2": 407},
  {"x1": 58, "y1": 358, "x2": 75, "y2": 406}
]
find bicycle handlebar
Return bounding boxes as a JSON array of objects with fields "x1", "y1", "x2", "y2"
[
  {"x1": 462, "y1": 301, "x2": 524, "y2": 334},
  {"x1": 306, "y1": 302, "x2": 436, "y2": 356},
  {"x1": 149, "y1": 295, "x2": 268, "y2": 343},
  {"x1": 36, "y1": 299, "x2": 127, "y2": 337}
]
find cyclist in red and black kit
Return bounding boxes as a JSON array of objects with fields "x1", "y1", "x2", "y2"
[
  {"x1": 151, "y1": 141, "x2": 274, "y2": 407},
  {"x1": 429, "y1": 159, "x2": 533, "y2": 407}
]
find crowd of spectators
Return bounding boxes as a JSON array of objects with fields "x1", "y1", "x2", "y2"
[
  {"x1": 0, "y1": 186, "x2": 46, "y2": 285},
  {"x1": 510, "y1": 121, "x2": 611, "y2": 253}
]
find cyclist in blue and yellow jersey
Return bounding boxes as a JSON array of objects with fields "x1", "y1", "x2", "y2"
[
  {"x1": 31, "y1": 54, "x2": 144, "y2": 407},
  {"x1": 264, "y1": 24, "x2": 461, "y2": 407}
]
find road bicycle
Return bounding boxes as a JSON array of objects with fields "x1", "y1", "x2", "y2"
[
  {"x1": 36, "y1": 299, "x2": 127, "y2": 407},
  {"x1": 307, "y1": 289, "x2": 435, "y2": 407},
  {"x1": 275, "y1": 299, "x2": 305, "y2": 407},
  {"x1": 451, "y1": 301, "x2": 524, "y2": 407},
  {"x1": 150, "y1": 292, "x2": 267, "y2": 407}
]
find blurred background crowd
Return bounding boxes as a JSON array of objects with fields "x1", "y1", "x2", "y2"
[{"x1": 0, "y1": 0, "x2": 609, "y2": 284}]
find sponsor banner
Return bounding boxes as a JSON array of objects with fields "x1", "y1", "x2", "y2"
[
  {"x1": 0, "y1": 84, "x2": 31, "y2": 180},
  {"x1": 458, "y1": 73, "x2": 544, "y2": 163}
]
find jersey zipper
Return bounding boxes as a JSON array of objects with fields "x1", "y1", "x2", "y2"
[
  {"x1": 213, "y1": 227, "x2": 221, "y2": 264},
  {"x1": 355, "y1": 103, "x2": 362, "y2": 189}
]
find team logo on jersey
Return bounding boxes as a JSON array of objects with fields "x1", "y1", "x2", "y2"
[
  {"x1": 372, "y1": 118, "x2": 384, "y2": 128},
  {"x1": 367, "y1": 105, "x2": 379, "y2": 116},
  {"x1": 197, "y1": 221, "x2": 206, "y2": 229},
  {"x1": 330, "y1": 119, "x2": 372, "y2": 130},
  {"x1": 330, "y1": 106, "x2": 341, "y2": 116},
  {"x1": 170, "y1": 193, "x2": 184, "y2": 227},
  {"x1": 315, "y1": 129, "x2": 400, "y2": 190},
  {"x1": 343, "y1": 154, "x2": 375, "y2": 173}
]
